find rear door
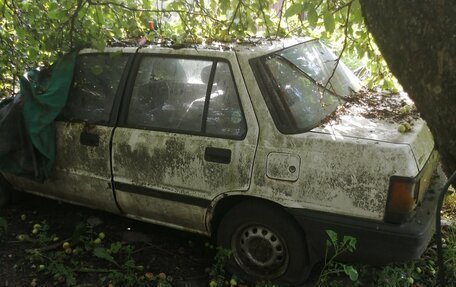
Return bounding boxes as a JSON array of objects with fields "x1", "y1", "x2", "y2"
[
  {"x1": 43, "y1": 49, "x2": 132, "y2": 212},
  {"x1": 111, "y1": 49, "x2": 259, "y2": 233}
]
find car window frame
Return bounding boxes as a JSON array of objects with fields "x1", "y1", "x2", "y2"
[
  {"x1": 249, "y1": 58, "x2": 298, "y2": 134},
  {"x1": 57, "y1": 52, "x2": 135, "y2": 127},
  {"x1": 117, "y1": 53, "x2": 248, "y2": 140}
]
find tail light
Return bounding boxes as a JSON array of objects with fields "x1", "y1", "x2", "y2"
[
  {"x1": 384, "y1": 176, "x2": 420, "y2": 224},
  {"x1": 384, "y1": 151, "x2": 439, "y2": 224}
]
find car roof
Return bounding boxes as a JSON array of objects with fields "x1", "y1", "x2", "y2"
[{"x1": 79, "y1": 37, "x2": 314, "y2": 59}]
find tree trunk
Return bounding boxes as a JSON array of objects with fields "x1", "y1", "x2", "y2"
[{"x1": 359, "y1": 0, "x2": 456, "y2": 176}]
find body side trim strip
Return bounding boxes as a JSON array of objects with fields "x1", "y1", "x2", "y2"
[{"x1": 114, "y1": 181, "x2": 211, "y2": 208}]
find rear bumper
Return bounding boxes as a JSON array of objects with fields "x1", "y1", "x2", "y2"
[{"x1": 286, "y1": 171, "x2": 446, "y2": 264}]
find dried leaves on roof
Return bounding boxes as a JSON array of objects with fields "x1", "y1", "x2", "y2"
[{"x1": 330, "y1": 89, "x2": 420, "y2": 124}]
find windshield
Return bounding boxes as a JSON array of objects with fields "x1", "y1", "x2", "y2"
[{"x1": 256, "y1": 40, "x2": 362, "y2": 133}]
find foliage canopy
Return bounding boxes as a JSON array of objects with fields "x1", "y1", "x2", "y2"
[{"x1": 0, "y1": 0, "x2": 396, "y2": 98}]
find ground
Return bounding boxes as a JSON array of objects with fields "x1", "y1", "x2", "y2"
[{"x1": 0, "y1": 192, "x2": 213, "y2": 287}]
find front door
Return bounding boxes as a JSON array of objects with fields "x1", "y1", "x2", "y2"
[{"x1": 112, "y1": 50, "x2": 258, "y2": 233}]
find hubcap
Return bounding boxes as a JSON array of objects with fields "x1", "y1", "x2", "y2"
[{"x1": 232, "y1": 224, "x2": 288, "y2": 279}]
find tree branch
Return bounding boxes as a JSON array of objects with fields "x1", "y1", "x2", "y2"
[
  {"x1": 69, "y1": 0, "x2": 88, "y2": 49},
  {"x1": 227, "y1": 1, "x2": 242, "y2": 33},
  {"x1": 323, "y1": 1, "x2": 353, "y2": 92},
  {"x1": 258, "y1": 0, "x2": 271, "y2": 37},
  {"x1": 276, "y1": 0, "x2": 287, "y2": 38},
  {"x1": 332, "y1": 0, "x2": 354, "y2": 13}
]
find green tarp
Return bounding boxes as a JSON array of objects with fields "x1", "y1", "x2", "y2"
[{"x1": 0, "y1": 52, "x2": 76, "y2": 180}]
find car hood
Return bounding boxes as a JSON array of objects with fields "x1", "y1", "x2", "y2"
[{"x1": 313, "y1": 114, "x2": 435, "y2": 170}]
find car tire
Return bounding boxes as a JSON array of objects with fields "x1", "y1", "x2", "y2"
[
  {"x1": 0, "y1": 177, "x2": 11, "y2": 208},
  {"x1": 217, "y1": 200, "x2": 310, "y2": 286}
]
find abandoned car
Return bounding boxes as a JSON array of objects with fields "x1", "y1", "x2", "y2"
[{"x1": 0, "y1": 38, "x2": 443, "y2": 285}]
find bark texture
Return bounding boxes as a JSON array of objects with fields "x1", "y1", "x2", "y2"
[{"x1": 360, "y1": 0, "x2": 456, "y2": 176}]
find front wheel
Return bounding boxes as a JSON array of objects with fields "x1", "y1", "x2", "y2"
[{"x1": 217, "y1": 200, "x2": 310, "y2": 285}]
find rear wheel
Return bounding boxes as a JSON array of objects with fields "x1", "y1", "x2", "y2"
[{"x1": 217, "y1": 200, "x2": 310, "y2": 285}]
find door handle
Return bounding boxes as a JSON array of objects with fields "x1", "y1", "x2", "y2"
[
  {"x1": 204, "y1": 147, "x2": 231, "y2": 164},
  {"x1": 80, "y1": 131, "x2": 100, "y2": 147}
]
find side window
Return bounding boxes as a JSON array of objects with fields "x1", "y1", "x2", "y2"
[
  {"x1": 265, "y1": 57, "x2": 339, "y2": 131},
  {"x1": 206, "y1": 62, "x2": 246, "y2": 138},
  {"x1": 127, "y1": 57, "x2": 212, "y2": 132},
  {"x1": 61, "y1": 53, "x2": 129, "y2": 123},
  {"x1": 127, "y1": 56, "x2": 246, "y2": 139}
]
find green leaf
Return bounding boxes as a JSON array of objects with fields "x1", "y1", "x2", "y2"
[
  {"x1": 284, "y1": 3, "x2": 303, "y2": 18},
  {"x1": 323, "y1": 12, "x2": 336, "y2": 33},
  {"x1": 91, "y1": 39, "x2": 106, "y2": 51},
  {"x1": 48, "y1": 9, "x2": 66, "y2": 20},
  {"x1": 109, "y1": 242, "x2": 123, "y2": 254},
  {"x1": 145, "y1": 32, "x2": 156, "y2": 42},
  {"x1": 351, "y1": 0, "x2": 362, "y2": 20},
  {"x1": 307, "y1": 9, "x2": 319, "y2": 27},
  {"x1": 343, "y1": 265, "x2": 359, "y2": 281},
  {"x1": 325, "y1": 230, "x2": 338, "y2": 247},
  {"x1": 220, "y1": 0, "x2": 230, "y2": 11},
  {"x1": 342, "y1": 235, "x2": 357, "y2": 251},
  {"x1": 15, "y1": 27, "x2": 25, "y2": 38},
  {"x1": 93, "y1": 247, "x2": 118, "y2": 265}
]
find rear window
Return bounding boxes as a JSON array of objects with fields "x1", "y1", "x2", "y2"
[{"x1": 251, "y1": 40, "x2": 361, "y2": 133}]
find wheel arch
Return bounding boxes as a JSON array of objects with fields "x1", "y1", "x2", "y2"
[{"x1": 207, "y1": 194, "x2": 305, "y2": 239}]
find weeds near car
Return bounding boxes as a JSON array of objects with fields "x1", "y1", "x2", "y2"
[
  {"x1": 206, "y1": 243, "x2": 284, "y2": 287},
  {"x1": 315, "y1": 230, "x2": 358, "y2": 287},
  {"x1": 207, "y1": 243, "x2": 236, "y2": 287},
  {"x1": 22, "y1": 220, "x2": 173, "y2": 286},
  {"x1": 311, "y1": 191, "x2": 456, "y2": 287}
]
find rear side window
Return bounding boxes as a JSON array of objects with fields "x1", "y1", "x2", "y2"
[
  {"x1": 264, "y1": 57, "x2": 340, "y2": 131},
  {"x1": 126, "y1": 56, "x2": 246, "y2": 139},
  {"x1": 61, "y1": 53, "x2": 129, "y2": 123}
]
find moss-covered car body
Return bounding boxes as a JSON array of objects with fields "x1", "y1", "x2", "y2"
[{"x1": 1, "y1": 38, "x2": 444, "y2": 284}]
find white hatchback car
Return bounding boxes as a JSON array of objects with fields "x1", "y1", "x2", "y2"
[{"x1": 0, "y1": 39, "x2": 443, "y2": 285}]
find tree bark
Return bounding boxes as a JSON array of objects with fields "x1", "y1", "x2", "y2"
[{"x1": 359, "y1": 0, "x2": 456, "y2": 176}]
